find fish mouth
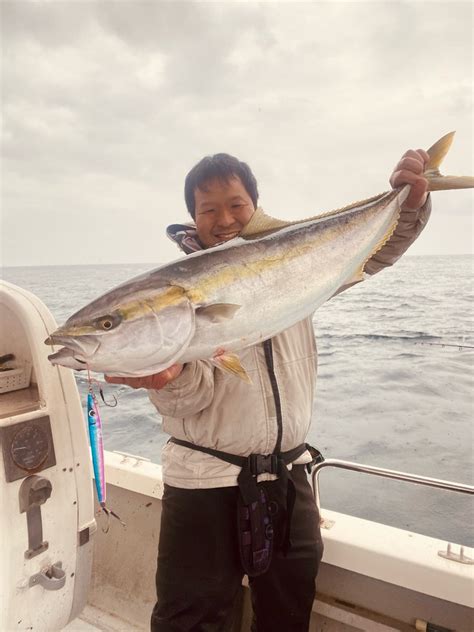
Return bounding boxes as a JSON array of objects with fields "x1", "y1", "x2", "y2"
[
  {"x1": 48, "y1": 347, "x2": 89, "y2": 371},
  {"x1": 45, "y1": 333, "x2": 101, "y2": 370},
  {"x1": 45, "y1": 334, "x2": 75, "y2": 347}
]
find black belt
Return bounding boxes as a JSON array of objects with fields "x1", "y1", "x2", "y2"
[{"x1": 168, "y1": 437, "x2": 324, "y2": 552}]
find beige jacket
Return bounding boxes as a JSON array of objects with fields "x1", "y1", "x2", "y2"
[{"x1": 149, "y1": 199, "x2": 432, "y2": 489}]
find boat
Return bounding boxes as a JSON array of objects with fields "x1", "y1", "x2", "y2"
[{"x1": 1, "y1": 280, "x2": 472, "y2": 632}]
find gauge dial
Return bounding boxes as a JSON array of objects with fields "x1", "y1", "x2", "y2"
[{"x1": 10, "y1": 424, "x2": 50, "y2": 471}]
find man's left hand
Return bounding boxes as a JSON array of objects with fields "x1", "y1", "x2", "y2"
[
  {"x1": 104, "y1": 364, "x2": 184, "y2": 390},
  {"x1": 389, "y1": 148, "x2": 430, "y2": 210}
]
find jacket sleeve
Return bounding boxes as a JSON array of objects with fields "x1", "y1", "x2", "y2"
[
  {"x1": 148, "y1": 360, "x2": 215, "y2": 417},
  {"x1": 334, "y1": 195, "x2": 432, "y2": 296}
]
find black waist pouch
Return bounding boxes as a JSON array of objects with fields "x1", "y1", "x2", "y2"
[
  {"x1": 237, "y1": 486, "x2": 276, "y2": 576},
  {"x1": 167, "y1": 438, "x2": 324, "y2": 574}
]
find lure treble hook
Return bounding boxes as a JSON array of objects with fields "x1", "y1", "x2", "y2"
[{"x1": 99, "y1": 386, "x2": 118, "y2": 407}]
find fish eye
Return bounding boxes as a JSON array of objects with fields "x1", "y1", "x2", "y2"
[{"x1": 94, "y1": 313, "x2": 122, "y2": 331}]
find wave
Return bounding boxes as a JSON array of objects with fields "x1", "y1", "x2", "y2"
[{"x1": 315, "y1": 332, "x2": 473, "y2": 346}]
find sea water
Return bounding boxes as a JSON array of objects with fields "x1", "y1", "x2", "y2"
[{"x1": 3, "y1": 255, "x2": 473, "y2": 546}]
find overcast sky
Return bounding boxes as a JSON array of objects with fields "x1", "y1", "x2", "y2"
[{"x1": 2, "y1": 1, "x2": 473, "y2": 267}]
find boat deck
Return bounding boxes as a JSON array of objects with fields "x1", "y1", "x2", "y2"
[
  {"x1": 63, "y1": 605, "x2": 144, "y2": 632},
  {"x1": 59, "y1": 452, "x2": 473, "y2": 632}
]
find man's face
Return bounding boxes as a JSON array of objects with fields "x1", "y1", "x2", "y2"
[{"x1": 194, "y1": 176, "x2": 256, "y2": 248}]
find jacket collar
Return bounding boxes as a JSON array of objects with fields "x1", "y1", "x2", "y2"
[
  {"x1": 166, "y1": 207, "x2": 271, "y2": 255},
  {"x1": 166, "y1": 222, "x2": 204, "y2": 255}
]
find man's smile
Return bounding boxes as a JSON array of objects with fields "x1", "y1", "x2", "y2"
[{"x1": 214, "y1": 231, "x2": 240, "y2": 240}]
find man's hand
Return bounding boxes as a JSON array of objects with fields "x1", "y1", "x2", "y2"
[
  {"x1": 104, "y1": 364, "x2": 184, "y2": 390},
  {"x1": 389, "y1": 148, "x2": 430, "y2": 210}
]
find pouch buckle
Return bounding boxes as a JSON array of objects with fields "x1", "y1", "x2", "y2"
[{"x1": 249, "y1": 453, "x2": 279, "y2": 476}]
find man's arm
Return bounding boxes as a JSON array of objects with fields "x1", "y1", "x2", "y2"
[{"x1": 105, "y1": 360, "x2": 215, "y2": 417}]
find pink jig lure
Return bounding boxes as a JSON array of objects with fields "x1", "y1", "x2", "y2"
[{"x1": 86, "y1": 388, "x2": 124, "y2": 528}]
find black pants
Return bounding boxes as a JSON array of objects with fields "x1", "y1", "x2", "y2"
[{"x1": 150, "y1": 465, "x2": 323, "y2": 632}]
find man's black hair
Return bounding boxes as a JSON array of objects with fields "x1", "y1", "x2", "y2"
[{"x1": 184, "y1": 153, "x2": 259, "y2": 219}]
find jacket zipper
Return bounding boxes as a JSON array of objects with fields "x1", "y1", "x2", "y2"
[{"x1": 263, "y1": 339, "x2": 283, "y2": 454}]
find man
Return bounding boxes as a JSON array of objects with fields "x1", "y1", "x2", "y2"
[{"x1": 106, "y1": 147, "x2": 431, "y2": 631}]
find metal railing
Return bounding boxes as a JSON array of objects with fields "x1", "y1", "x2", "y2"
[
  {"x1": 311, "y1": 458, "x2": 474, "y2": 563},
  {"x1": 311, "y1": 458, "x2": 474, "y2": 511}
]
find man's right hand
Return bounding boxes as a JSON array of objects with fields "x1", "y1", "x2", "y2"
[{"x1": 104, "y1": 364, "x2": 184, "y2": 390}]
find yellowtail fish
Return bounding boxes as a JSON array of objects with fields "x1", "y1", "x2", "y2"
[{"x1": 45, "y1": 133, "x2": 473, "y2": 382}]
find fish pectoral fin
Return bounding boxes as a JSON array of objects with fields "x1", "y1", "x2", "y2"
[
  {"x1": 196, "y1": 303, "x2": 241, "y2": 323},
  {"x1": 211, "y1": 350, "x2": 252, "y2": 384}
]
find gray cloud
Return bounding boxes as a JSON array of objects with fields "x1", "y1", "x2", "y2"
[{"x1": 1, "y1": 1, "x2": 472, "y2": 266}]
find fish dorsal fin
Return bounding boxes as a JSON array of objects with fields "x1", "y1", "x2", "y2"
[
  {"x1": 241, "y1": 132, "x2": 472, "y2": 240},
  {"x1": 425, "y1": 131, "x2": 455, "y2": 176},
  {"x1": 241, "y1": 194, "x2": 388, "y2": 240},
  {"x1": 241, "y1": 131, "x2": 471, "y2": 241},
  {"x1": 240, "y1": 208, "x2": 289, "y2": 238}
]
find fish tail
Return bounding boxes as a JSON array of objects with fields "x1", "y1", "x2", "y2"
[
  {"x1": 425, "y1": 131, "x2": 455, "y2": 172},
  {"x1": 425, "y1": 132, "x2": 474, "y2": 191}
]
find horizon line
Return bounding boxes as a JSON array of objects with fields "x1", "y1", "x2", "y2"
[{"x1": 2, "y1": 253, "x2": 473, "y2": 269}]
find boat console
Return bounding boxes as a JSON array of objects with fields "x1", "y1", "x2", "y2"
[{"x1": 0, "y1": 281, "x2": 96, "y2": 632}]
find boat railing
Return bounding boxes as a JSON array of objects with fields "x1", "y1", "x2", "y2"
[
  {"x1": 311, "y1": 458, "x2": 474, "y2": 501},
  {"x1": 311, "y1": 458, "x2": 474, "y2": 563}
]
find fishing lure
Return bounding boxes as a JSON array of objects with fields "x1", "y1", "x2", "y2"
[{"x1": 86, "y1": 385, "x2": 125, "y2": 530}]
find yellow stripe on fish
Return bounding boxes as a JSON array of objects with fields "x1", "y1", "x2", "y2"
[
  {"x1": 118, "y1": 286, "x2": 187, "y2": 322},
  {"x1": 188, "y1": 191, "x2": 401, "y2": 305}
]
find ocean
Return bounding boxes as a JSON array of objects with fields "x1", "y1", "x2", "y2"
[{"x1": 3, "y1": 255, "x2": 473, "y2": 546}]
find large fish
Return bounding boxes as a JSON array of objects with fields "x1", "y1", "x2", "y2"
[{"x1": 45, "y1": 133, "x2": 473, "y2": 381}]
